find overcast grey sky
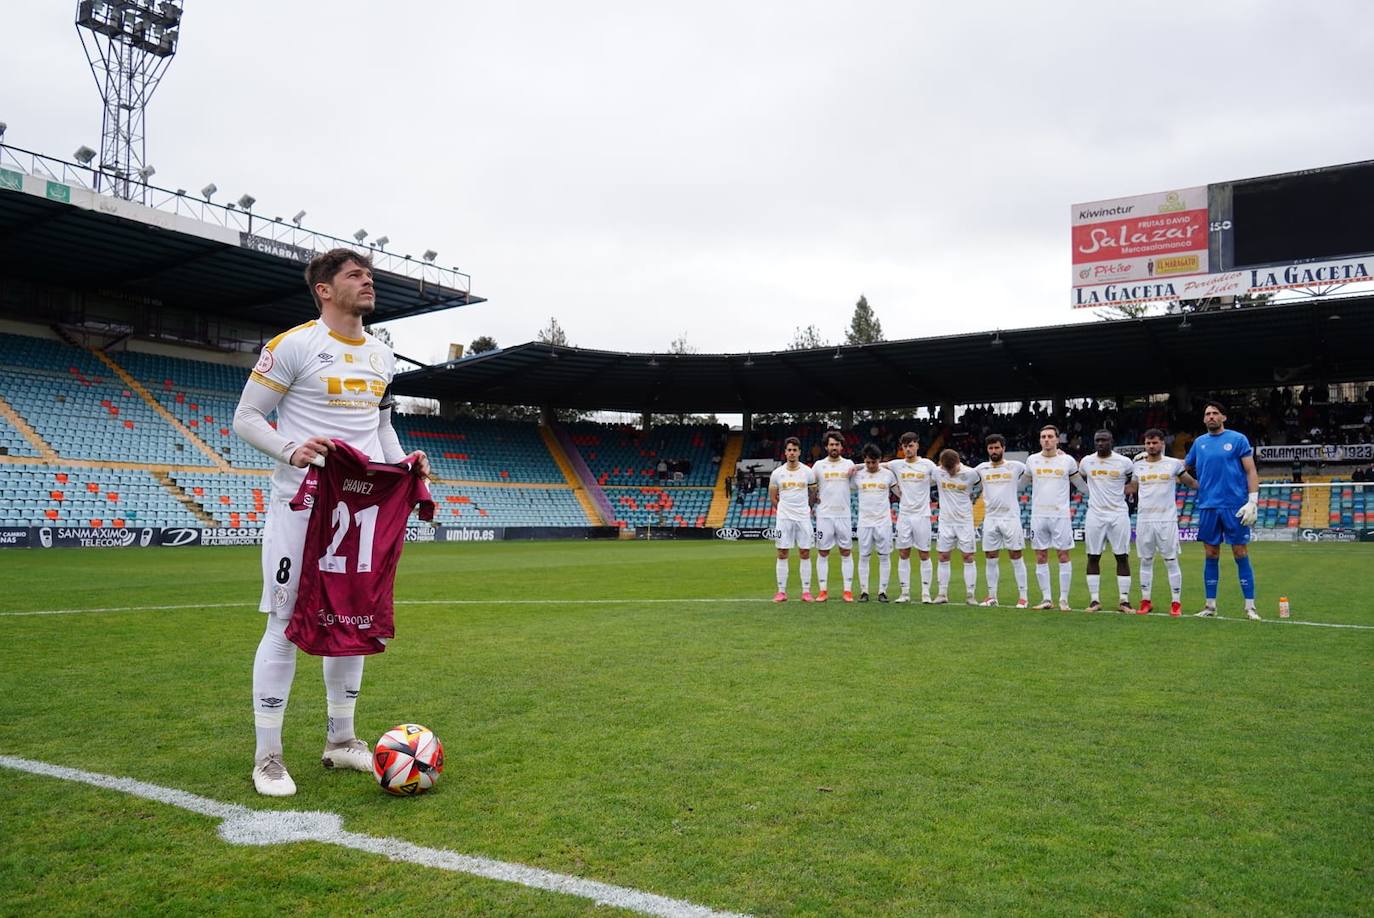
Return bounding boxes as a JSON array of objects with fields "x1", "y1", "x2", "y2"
[{"x1": 6, "y1": 1, "x2": 1373, "y2": 363}]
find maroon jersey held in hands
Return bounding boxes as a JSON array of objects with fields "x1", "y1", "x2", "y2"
[{"x1": 285, "y1": 439, "x2": 434, "y2": 656}]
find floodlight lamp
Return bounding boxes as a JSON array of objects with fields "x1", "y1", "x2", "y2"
[
  {"x1": 174, "y1": 188, "x2": 185, "y2": 195},
  {"x1": 201, "y1": 182, "x2": 217, "y2": 199},
  {"x1": 354, "y1": 229, "x2": 368, "y2": 243},
  {"x1": 74, "y1": 145, "x2": 97, "y2": 165},
  {"x1": 422, "y1": 249, "x2": 438, "y2": 262},
  {"x1": 291, "y1": 209, "x2": 306, "y2": 226},
  {"x1": 990, "y1": 331, "x2": 1004, "y2": 348},
  {"x1": 374, "y1": 235, "x2": 390, "y2": 249},
  {"x1": 225, "y1": 202, "x2": 236, "y2": 210},
  {"x1": 237, "y1": 194, "x2": 256, "y2": 210},
  {"x1": 136, "y1": 165, "x2": 155, "y2": 182}
]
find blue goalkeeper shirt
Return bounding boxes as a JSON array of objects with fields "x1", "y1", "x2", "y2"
[{"x1": 1185, "y1": 429, "x2": 1253, "y2": 510}]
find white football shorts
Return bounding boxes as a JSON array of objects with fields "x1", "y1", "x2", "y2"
[
  {"x1": 1031, "y1": 516, "x2": 1075, "y2": 551},
  {"x1": 981, "y1": 515, "x2": 1025, "y2": 552},
  {"x1": 1085, "y1": 512, "x2": 1132, "y2": 556},
  {"x1": 259, "y1": 499, "x2": 309, "y2": 619},
  {"x1": 774, "y1": 517, "x2": 814, "y2": 550},
  {"x1": 815, "y1": 516, "x2": 853, "y2": 551},
  {"x1": 857, "y1": 523, "x2": 894, "y2": 556},
  {"x1": 936, "y1": 521, "x2": 976, "y2": 554},
  {"x1": 895, "y1": 511, "x2": 932, "y2": 551},
  {"x1": 1134, "y1": 520, "x2": 1180, "y2": 559}
]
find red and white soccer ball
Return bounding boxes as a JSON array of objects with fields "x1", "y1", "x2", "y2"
[{"x1": 373, "y1": 724, "x2": 444, "y2": 796}]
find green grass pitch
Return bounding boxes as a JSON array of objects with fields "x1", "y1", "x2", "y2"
[{"x1": 1, "y1": 541, "x2": 1370, "y2": 916}]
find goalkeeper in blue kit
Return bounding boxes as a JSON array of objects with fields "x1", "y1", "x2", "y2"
[{"x1": 1184, "y1": 401, "x2": 1261, "y2": 620}]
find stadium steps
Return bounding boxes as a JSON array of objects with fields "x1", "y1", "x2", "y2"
[
  {"x1": 156, "y1": 472, "x2": 219, "y2": 526},
  {"x1": 537, "y1": 425, "x2": 601, "y2": 525},
  {"x1": 706, "y1": 432, "x2": 743, "y2": 527},
  {"x1": 1298, "y1": 476, "x2": 1335, "y2": 528},
  {"x1": 0, "y1": 394, "x2": 59, "y2": 461},
  {"x1": 88, "y1": 347, "x2": 234, "y2": 472}
]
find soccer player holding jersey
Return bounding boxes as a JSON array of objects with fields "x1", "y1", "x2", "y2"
[
  {"x1": 1134, "y1": 428, "x2": 1196, "y2": 617},
  {"x1": 851, "y1": 443, "x2": 900, "y2": 602},
  {"x1": 233, "y1": 249, "x2": 430, "y2": 797},
  {"x1": 974, "y1": 434, "x2": 1030, "y2": 607},
  {"x1": 1185, "y1": 401, "x2": 1262, "y2": 620},
  {"x1": 1079, "y1": 430, "x2": 1136, "y2": 613},
  {"x1": 932, "y1": 448, "x2": 982, "y2": 605},
  {"x1": 769, "y1": 437, "x2": 818, "y2": 602},
  {"x1": 812, "y1": 430, "x2": 856, "y2": 602},
  {"x1": 884, "y1": 432, "x2": 937, "y2": 603},
  {"x1": 1026, "y1": 425, "x2": 1079, "y2": 611}
]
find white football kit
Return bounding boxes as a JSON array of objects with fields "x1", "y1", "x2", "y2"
[
  {"x1": 769, "y1": 463, "x2": 816, "y2": 549},
  {"x1": 812, "y1": 457, "x2": 855, "y2": 550},
  {"x1": 1026, "y1": 451, "x2": 1079, "y2": 550},
  {"x1": 1133, "y1": 455, "x2": 1186, "y2": 558},
  {"x1": 975, "y1": 460, "x2": 1029, "y2": 551},
  {"x1": 884, "y1": 457, "x2": 936, "y2": 551},
  {"x1": 1080, "y1": 451, "x2": 1134, "y2": 555},
  {"x1": 247, "y1": 321, "x2": 396, "y2": 615},
  {"x1": 852, "y1": 466, "x2": 898, "y2": 555},
  {"x1": 933, "y1": 465, "x2": 980, "y2": 553}
]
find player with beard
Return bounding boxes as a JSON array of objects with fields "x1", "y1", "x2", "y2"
[
  {"x1": 1133, "y1": 428, "x2": 1196, "y2": 616},
  {"x1": 811, "y1": 430, "x2": 856, "y2": 602},
  {"x1": 850, "y1": 443, "x2": 900, "y2": 601},
  {"x1": 1079, "y1": 429, "x2": 1135, "y2": 613},
  {"x1": 233, "y1": 248, "x2": 429, "y2": 796},
  {"x1": 1185, "y1": 401, "x2": 1262, "y2": 620},
  {"x1": 974, "y1": 434, "x2": 1031, "y2": 607},
  {"x1": 883, "y1": 431, "x2": 938, "y2": 603}
]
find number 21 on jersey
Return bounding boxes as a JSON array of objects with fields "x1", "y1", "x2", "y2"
[{"x1": 319, "y1": 501, "x2": 378, "y2": 573}]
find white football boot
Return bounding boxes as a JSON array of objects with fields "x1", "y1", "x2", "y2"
[
  {"x1": 252, "y1": 753, "x2": 297, "y2": 797},
  {"x1": 322, "y1": 738, "x2": 373, "y2": 771}
]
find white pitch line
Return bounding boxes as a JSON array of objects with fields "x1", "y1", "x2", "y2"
[
  {"x1": 0, "y1": 755, "x2": 750, "y2": 918},
  {"x1": 2, "y1": 598, "x2": 1373, "y2": 631}
]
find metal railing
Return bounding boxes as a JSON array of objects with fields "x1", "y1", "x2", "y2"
[{"x1": 0, "y1": 143, "x2": 471, "y2": 294}]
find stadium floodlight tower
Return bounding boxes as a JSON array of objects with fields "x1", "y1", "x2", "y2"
[{"x1": 75, "y1": 0, "x2": 182, "y2": 203}]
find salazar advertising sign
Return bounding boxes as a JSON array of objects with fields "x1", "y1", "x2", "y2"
[{"x1": 1072, "y1": 187, "x2": 1209, "y2": 291}]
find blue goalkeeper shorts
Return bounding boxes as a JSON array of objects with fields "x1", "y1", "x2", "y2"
[{"x1": 1197, "y1": 507, "x2": 1250, "y2": 546}]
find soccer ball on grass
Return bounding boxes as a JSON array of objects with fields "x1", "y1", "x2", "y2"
[{"x1": 373, "y1": 723, "x2": 444, "y2": 796}]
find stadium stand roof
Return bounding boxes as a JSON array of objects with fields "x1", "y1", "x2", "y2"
[
  {"x1": 393, "y1": 296, "x2": 1374, "y2": 412},
  {"x1": 0, "y1": 167, "x2": 482, "y2": 329}
]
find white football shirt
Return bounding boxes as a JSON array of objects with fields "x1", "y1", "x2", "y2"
[
  {"x1": 1079, "y1": 451, "x2": 1134, "y2": 516},
  {"x1": 248, "y1": 320, "x2": 396, "y2": 497},
  {"x1": 812, "y1": 457, "x2": 856, "y2": 520},
  {"x1": 1026, "y1": 451, "x2": 1079, "y2": 517},
  {"x1": 883, "y1": 457, "x2": 937, "y2": 515},
  {"x1": 933, "y1": 465, "x2": 980, "y2": 526},
  {"x1": 851, "y1": 466, "x2": 898, "y2": 527},
  {"x1": 974, "y1": 460, "x2": 1029, "y2": 520},
  {"x1": 1133, "y1": 455, "x2": 1186, "y2": 522},
  {"x1": 769, "y1": 463, "x2": 816, "y2": 523}
]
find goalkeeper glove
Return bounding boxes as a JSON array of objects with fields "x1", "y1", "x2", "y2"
[{"x1": 1236, "y1": 492, "x2": 1258, "y2": 527}]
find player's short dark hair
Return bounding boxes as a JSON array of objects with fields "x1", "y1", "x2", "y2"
[
  {"x1": 1143, "y1": 427, "x2": 1166, "y2": 441},
  {"x1": 939, "y1": 448, "x2": 959, "y2": 469},
  {"x1": 305, "y1": 248, "x2": 373, "y2": 311},
  {"x1": 1094, "y1": 429, "x2": 1113, "y2": 439},
  {"x1": 985, "y1": 433, "x2": 1005, "y2": 447},
  {"x1": 1040, "y1": 424, "x2": 1059, "y2": 436},
  {"x1": 861, "y1": 442, "x2": 881, "y2": 460},
  {"x1": 783, "y1": 436, "x2": 801, "y2": 450},
  {"x1": 1202, "y1": 399, "x2": 1228, "y2": 415},
  {"x1": 824, "y1": 429, "x2": 845, "y2": 446},
  {"x1": 899, "y1": 431, "x2": 919, "y2": 446}
]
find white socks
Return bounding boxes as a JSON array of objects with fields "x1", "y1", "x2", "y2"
[
  {"x1": 323, "y1": 655, "x2": 364, "y2": 743},
  {"x1": 253, "y1": 615, "x2": 297, "y2": 759},
  {"x1": 962, "y1": 561, "x2": 976, "y2": 598},
  {"x1": 858, "y1": 553, "x2": 871, "y2": 593},
  {"x1": 799, "y1": 558, "x2": 812, "y2": 593},
  {"x1": 816, "y1": 554, "x2": 829, "y2": 590},
  {"x1": 1140, "y1": 559, "x2": 1154, "y2": 599},
  {"x1": 938, "y1": 560, "x2": 951, "y2": 596},
  {"x1": 1116, "y1": 574, "x2": 1132, "y2": 602},
  {"x1": 840, "y1": 553, "x2": 853, "y2": 591},
  {"x1": 1165, "y1": 557, "x2": 1183, "y2": 601},
  {"x1": 985, "y1": 559, "x2": 1000, "y2": 599},
  {"x1": 1011, "y1": 557, "x2": 1028, "y2": 600},
  {"x1": 776, "y1": 559, "x2": 789, "y2": 592},
  {"x1": 1059, "y1": 562, "x2": 1072, "y2": 603},
  {"x1": 898, "y1": 557, "x2": 910, "y2": 594},
  {"x1": 878, "y1": 555, "x2": 891, "y2": 593},
  {"x1": 919, "y1": 558, "x2": 932, "y2": 598},
  {"x1": 1087, "y1": 573, "x2": 1101, "y2": 601},
  {"x1": 1036, "y1": 562, "x2": 1051, "y2": 601}
]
